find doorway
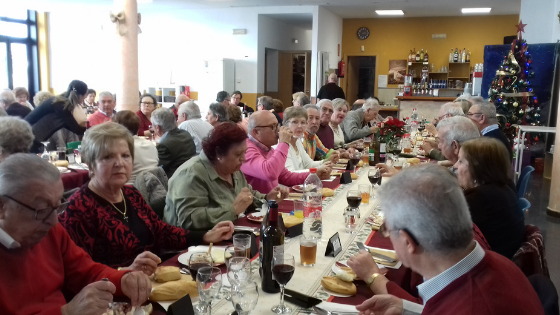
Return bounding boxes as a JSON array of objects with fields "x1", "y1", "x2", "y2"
[
  {"x1": 265, "y1": 49, "x2": 311, "y2": 109},
  {"x1": 346, "y1": 56, "x2": 376, "y2": 103}
]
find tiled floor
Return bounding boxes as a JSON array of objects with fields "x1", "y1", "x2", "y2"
[{"x1": 523, "y1": 173, "x2": 560, "y2": 292}]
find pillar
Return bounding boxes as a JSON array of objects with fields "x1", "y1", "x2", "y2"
[
  {"x1": 114, "y1": 0, "x2": 139, "y2": 112},
  {"x1": 547, "y1": 63, "x2": 560, "y2": 217}
]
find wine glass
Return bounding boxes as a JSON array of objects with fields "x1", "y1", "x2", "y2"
[
  {"x1": 40, "y1": 141, "x2": 50, "y2": 160},
  {"x1": 349, "y1": 151, "x2": 361, "y2": 171},
  {"x1": 196, "y1": 267, "x2": 222, "y2": 315},
  {"x1": 271, "y1": 253, "x2": 295, "y2": 314},
  {"x1": 225, "y1": 256, "x2": 251, "y2": 301},
  {"x1": 231, "y1": 282, "x2": 259, "y2": 315},
  {"x1": 368, "y1": 168, "x2": 381, "y2": 189},
  {"x1": 224, "y1": 245, "x2": 247, "y2": 269},
  {"x1": 189, "y1": 252, "x2": 213, "y2": 280}
]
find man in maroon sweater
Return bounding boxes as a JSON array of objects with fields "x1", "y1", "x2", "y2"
[
  {"x1": 353, "y1": 164, "x2": 544, "y2": 315},
  {"x1": 0, "y1": 154, "x2": 151, "y2": 315}
]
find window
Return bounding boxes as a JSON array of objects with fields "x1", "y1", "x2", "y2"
[{"x1": 0, "y1": 10, "x2": 39, "y2": 96}]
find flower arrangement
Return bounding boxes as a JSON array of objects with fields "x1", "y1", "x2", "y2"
[{"x1": 378, "y1": 118, "x2": 406, "y2": 144}]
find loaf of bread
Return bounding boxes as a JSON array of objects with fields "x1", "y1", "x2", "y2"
[
  {"x1": 211, "y1": 249, "x2": 225, "y2": 264},
  {"x1": 351, "y1": 173, "x2": 358, "y2": 180},
  {"x1": 321, "y1": 276, "x2": 357, "y2": 295},
  {"x1": 407, "y1": 158, "x2": 421, "y2": 165},
  {"x1": 54, "y1": 160, "x2": 69, "y2": 167},
  {"x1": 357, "y1": 160, "x2": 364, "y2": 167},
  {"x1": 282, "y1": 215, "x2": 303, "y2": 228},
  {"x1": 149, "y1": 280, "x2": 199, "y2": 301},
  {"x1": 153, "y1": 266, "x2": 181, "y2": 283},
  {"x1": 322, "y1": 188, "x2": 335, "y2": 197},
  {"x1": 335, "y1": 266, "x2": 357, "y2": 282}
]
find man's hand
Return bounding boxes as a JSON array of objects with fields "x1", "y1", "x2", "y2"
[
  {"x1": 356, "y1": 295, "x2": 404, "y2": 315},
  {"x1": 347, "y1": 250, "x2": 381, "y2": 282},
  {"x1": 317, "y1": 165, "x2": 333, "y2": 180},
  {"x1": 203, "y1": 221, "x2": 235, "y2": 244},
  {"x1": 233, "y1": 187, "x2": 254, "y2": 215},
  {"x1": 370, "y1": 125, "x2": 380, "y2": 134},
  {"x1": 278, "y1": 126, "x2": 292, "y2": 144},
  {"x1": 121, "y1": 272, "x2": 151, "y2": 307},
  {"x1": 376, "y1": 164, "x2": 398, "y2": 177},
  {"x1": 425, "y1": 123, "x2": 437, "y2": 136},
  {"x1": 267, "y1": 186, "x2": 290, "y2": 202},
  {"x1": 326, "y1": 151, "x2": 340, "y2": 164},
  {"x1": 62, "y1": 280, "x2": 115, "y2": 315},
  {"x1": 421, "y1": 140, "x2": 437, "y2": 154},
  {"x1": 128, "y1": 251, "x2": 161, "y2": 276}
]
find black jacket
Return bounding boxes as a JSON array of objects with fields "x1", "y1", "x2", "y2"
[
  {"x1": 157, "y1": 128, "x2": 196, "y2": 179},
  {"x1": 484, "y1": 128, "x2": 513, "y2": 161}
]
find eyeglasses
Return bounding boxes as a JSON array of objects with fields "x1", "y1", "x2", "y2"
[
  {"x1": 288, "y1": 121, "x2": 307, "y2": 127},
  {"x1": 256, "y1": 124, "x2": 279, "y2": 131},
  {"x1": 466, "y1": 112, "x2": 483, "y2": 117},
  {"x1": 380, "y1": 224, "x2": 420, "y2": 245},
  {"x1": 2, "y1": 195, "x2": 68, "y2": 221}
]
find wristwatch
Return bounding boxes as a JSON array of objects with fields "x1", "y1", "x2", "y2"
[{"x1": 366, "y1": 273, "x2": 381, "y2": 286}]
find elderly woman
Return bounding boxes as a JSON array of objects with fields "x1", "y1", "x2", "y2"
[
  {"x1": 227, "y1": 104, "x2": 248, "y2": 133},
  {"x1": 25, "y1": 80, "x2": 88, "y2": 153},
  {"x1": 112, "y1": 110, "x2": 159, "y2": 185},
  {"x1": 273, "y1": 99, "x2": 284, "y2": 120},
  {"x1": 0, "y1": 116, "x2": 34, "y2": 161},
  {"x1": 60, "y1": 122, "x2": 234, "y2": 272},
  {"x1": 137, "y1": 93, "x2": 157, "y2": 137},
  {"x1": 13, "y1": 87, "x2": 34, "y2": 110},
  {"x1": 342, "y1": 97, "x2": 380, "y2": 142},
  {"x1": 454, "y1": 137, "x2": 524, "y2": 259},
  {"x1": 282, "y1": 107, "x2": 332, "y2": 172},
  {"x1": 206, "y1": 102, "x2": 228, "y2": 127},
  {"x1": 330, "y1": 98, "x2": 350, "y2": 149},
  {"x1": 164, "y1": 122, "x2": 289, "y2": 230},
  {"x1": 33, "y1": 91, "x2": 53, "y2": 107}
]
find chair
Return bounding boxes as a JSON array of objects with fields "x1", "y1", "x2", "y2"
[
  {"x1": 528, "y1": 274, "x2": 560, "y2": 315},
  {"x1": 516, "y1": 165, "x2": 534, "y2": 198},
  {"x1": 512, "y1": 224, "x2": 549, "y2": 278},
  {"x1": 518, "y1": 197, "x2": 531, "y2": 214},
  {"x1": 134, "y1": 167, "x2": 168, "y2": 219}
]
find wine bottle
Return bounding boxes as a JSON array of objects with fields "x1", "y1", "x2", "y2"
[
  {"x1": 453, "y1": 48, "x2": 459, "y2": 62},
  {"x1": 466, "y1": 50, "x2": 471, "y2": 62},
  {"x1": 424, "y1": 50, "x2": 429, "y2": 62},
  {"x1": 449, "y1": 49, "x2": 453, "y2": 63},
  {"x1": 420, "y1": 49, "x2": 424, "y2": 61},
  {"x1": 415, "y1": 51, "x2": 420, "y2": 62},
  {"x1": 261, "y1": 201, "x2": 284, "y2": 293},
  {"x1": 461, "y1": 48, "x2": 466, "y2": 62}
]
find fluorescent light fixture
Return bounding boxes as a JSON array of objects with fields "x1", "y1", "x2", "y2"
[
  {"x1": 375, "y1": 10, "x2": 404, "y2": 16},
  {"x1": 461, "y1": 8, "x2": 491, "y2": 13}
]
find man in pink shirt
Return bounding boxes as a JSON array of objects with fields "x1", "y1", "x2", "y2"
[
  {"x1": 87, "y1": 91, "x2": 116, "y2": 126},
  {"x1": 241, "y1": 111, "x2": 331, "y2": 194}
]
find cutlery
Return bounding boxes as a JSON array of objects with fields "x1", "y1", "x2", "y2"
[
  {"x1": 180, "y1": 267, "x2": 191, "y2": 275},
  {"x1": 356, "y1": 242, "x2": 396, "y2": 263},
  {"x1": 313, "y1": 306, "x2": 358, "y2": 315}
]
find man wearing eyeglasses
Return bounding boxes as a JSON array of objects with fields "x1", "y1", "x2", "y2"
[
  {"x1": 348, "y1": 165, "x2": 543, "y2": 315},
  {"x1": 0, "y1": 154, "x2": 151, "y2": 315},
  {"x1": 241, "y1": 111, "x2": 331, "y2": 194},
  {"x1": 467, "y1": 101, "x2": 513, "y2": 161}
]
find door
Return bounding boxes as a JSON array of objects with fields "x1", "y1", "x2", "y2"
[{"x1": 346, "y1": 56, "x2": 360, "y2": 103}]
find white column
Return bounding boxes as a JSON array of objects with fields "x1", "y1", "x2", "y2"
[
  {"x1": 114, "y1": 0, "x2": 139, "y2": 112},
  {"x1": 520, "y1": 0, "x2": 560, "y2": 43}
]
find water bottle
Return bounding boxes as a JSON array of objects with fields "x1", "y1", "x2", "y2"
[
  {"x1": 303, "y1": 168, "x2": 323, "y2": 240},
  {"x1": 410, "y1": 108, "x2": 419, "y2": 133}
]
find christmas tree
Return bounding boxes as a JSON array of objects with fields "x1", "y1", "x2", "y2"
[{"x1": 488, "y1": 20, "x2": 541, "y2": 141}]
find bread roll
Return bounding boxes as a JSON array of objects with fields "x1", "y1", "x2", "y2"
[
  {"x1": 321, "y1": 276, "x2": 357, "y2": 295},
  {"x1": 282, "y1": 215, "x2": 303, "y2": 228},
  {"x1": 407, "y1": 158, "x2": 421, "y2": 165},
  {"x1": 357, "y1": 160, "x2": 364, "y2": 167},
  {"x1": 153, "y1": 266, "x2": 181, "y2": 283},
  {"x1": 322, "y1": 188, "x2": 335, "y2": 197},
  {"x1": 211, "y1": 249, "x2": 225, "y2": 264},
  {"x1": 54, "y1": 160, "x2": 69, "y2": 167},
  {"x1": 351, "y1": 173, "x2": 358, "y2": 180},
  {"x1": 149, "y1": 280, "x2": 199, "y2": 301}
]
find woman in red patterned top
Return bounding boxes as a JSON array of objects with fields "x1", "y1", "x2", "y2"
[{"x1": 59, "y1": 122, "x2": 234, "y2": 274}]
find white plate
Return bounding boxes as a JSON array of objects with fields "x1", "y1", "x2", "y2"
[
  {"x1": 292, "y1": 185, "x2": 304, "y2": 193},
  {"x1": 177, "y1": 247, "x2": 226, "y2": 266},
  {"x1": 322, "y1": 287, "x2": 354, "y2": 298}
]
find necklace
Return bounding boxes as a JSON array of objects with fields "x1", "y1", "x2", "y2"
[
  {"x1": 330, "y1": 122, "x2": 340, "y2": 135},
  {"x1": 108, "y1": 190, "x2": 128, "y2": 222}
]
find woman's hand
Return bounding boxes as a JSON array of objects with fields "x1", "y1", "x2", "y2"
[
  {"x1": 128, "y1": 251, "x2": 161, "y2": 276},
  {"x1": 317, "y1": 165, "x2": 333, "y2": 180},
  {"x1": 376, "y1": 164, "x2": 398, "y2": 177},
  {"x1": 326, "y1": 151, "x2": 340, "y2": 164},
  {"x1": 426, "y1": 123, "x2": 437, "y2": 136},
  {"x1": 233, "y1": 187, "x2": 254, "y2": 215},
  {"x1": 203, "y1": 221, "x2": 235, "y2": 244},
  {"x1": 267, "y1": 186, "x2": 289, "y2": 202}
]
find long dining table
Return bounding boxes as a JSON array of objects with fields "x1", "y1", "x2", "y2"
[{"x1": 155, "y1": 163, "x2": 411, "y2": 314}]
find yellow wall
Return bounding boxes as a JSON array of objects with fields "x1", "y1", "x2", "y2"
[
  {"x1": 37, "y1": 12, "x2": 53, "y2": 93},
  {"x1": 341, "y1": 15, "x2": 519, "y2": 97}
]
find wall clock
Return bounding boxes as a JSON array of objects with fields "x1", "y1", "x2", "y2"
[{"x1": 357, "y1": 27, "x2": 370, "y2": 40}]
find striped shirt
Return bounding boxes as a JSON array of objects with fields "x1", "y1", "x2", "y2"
[{"x1": 302, "y1": 131, "x2": 330, "y2": 160}]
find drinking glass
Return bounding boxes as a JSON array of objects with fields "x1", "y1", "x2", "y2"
[
  {"x1": 227, "y1": 257, "x2": 252, "y2": 288},
  {"x1": 368, "y1": 168, "x2": 381, "y2": 192},
  {"x1": 358, "y1": 184, "x2": 370, "y2": 205},
  {"x1": 299, "y1": 236, "x2": 317, "y2": 266},
  {"x1": 271, "y1": 253, "x2": 295, "y2": 314},
  {"x1": 345, "y1": 190, "x2": 361, "y2": 234},
  {"x1": 224, "y1": 245, "x2": 247, "y2": 269},
  {"x1": 57, "y1": 146, "x2": 67, "y2": 161},
  {"x1": 189, "y1": 252, "x2": 213, "y2": 280},
  {"x1": 40, "y1": 141, "x2": 50, "y2": 160},
  {"x1": 231, "y1": 282, "x2": 259, "y2": 315},
  {"x1": 196, "y1": 267, "x2": 222, "y2": 315},
  {"x1": 293, "y1": 200, "x2": 304, "y2": 219},
  {"x1": 349, "y1": 151, "x2": 361, "y2": 171},
  {"x1": 233, "y1": 234, "x2": 252, "y2": 258}
]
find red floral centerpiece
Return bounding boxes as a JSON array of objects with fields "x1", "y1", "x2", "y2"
[{"x1": 378, "y1": 118, "x2": 406, "y2": 144}]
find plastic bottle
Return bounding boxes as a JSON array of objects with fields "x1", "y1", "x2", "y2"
[{"x1": 303, "y1": 168, "x2": 323, "y2": 240}]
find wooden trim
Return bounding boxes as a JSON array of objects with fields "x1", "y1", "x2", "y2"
[
  {"x1": 397, "y1": 96, "x2": 455, "y2": 101},
  {"x1": 37, "y1": 12, "x2": 52, "y2": 93}
]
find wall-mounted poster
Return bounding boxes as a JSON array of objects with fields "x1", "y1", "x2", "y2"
[{"x1": 388, "y1": 60, "x2": 407, "y2": 84}]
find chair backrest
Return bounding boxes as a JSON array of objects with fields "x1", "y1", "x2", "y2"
[
  {"x1": 519, "y1": 198, "x2": 531, "y2": 214},
  {"x1": 528, "y1": 274, "x2": 560, "y2": 315},
  {"x1": 512, "y1": 224, "x2": 549, "y2": 278},
  {"x1": 517, "y1": 165, "x2": 535, "y2": 198}
]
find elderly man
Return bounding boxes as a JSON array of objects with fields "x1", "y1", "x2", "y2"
[
  {"x1": 240, "y1": 111, "x2": 330, "y2": 194},
  {"x1": 467, "y1": 101, "x2": 512, "y2": 160},
  {"x1": 87, "y1": 91, "x2": 116, "y2": 126},
  {"x1": 437, "y1": 116, "x2": 480, "y2": 165},
  {"x1": 422, "y1": 102, "x2": 464, "y2": 160},
  {"x1": 292, "y1": 92, "x2": 310, "y2": 107},
  {"x1": 1, "y1": 90, "x2": 31, "y2": 119},
  {"x1": 216, "y1": 91, "x2": 230, "y2": 107},
  {"x1": 178, "y1": 101, "x2": 214, "y2": 154},
  {"x1": 257, "y1": 96, "x2": 282, "y2": 125},
  {"x1": 342, "y1": 97, "x2": 380, "y2": 142},
  {"x1": 151, "y1": 107, "x2": 196, "y2": 178},
  {"x1": 314, "y1": 99, "x2": 335, "y2": 149},
  {"x1": 317, "y1": 73, "x2": 345, "y2": 101},
  {"x1": 353, "y1": 164, "x2": 543, "y2": 315},
  {"x1": 0, "y1": 116, "x2": 34, "y2": 161},
  {"x1": 170, "y1": 94, "x2": 190, "y2": 118},
  {"x1": 0, "y1": 154, "x2": 151, "y2": 314},
  {"x1": 302, "y1": 104, "x2": 342, "y2": 162}
]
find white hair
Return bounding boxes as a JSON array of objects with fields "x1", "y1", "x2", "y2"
[
  {"x1": 151, "y1": 107, "x2": 177, "y2": 132},
  {"x1": 178, "y1": 100, "x2": 201, "y2": 119},
  {"x1": 98, "y1": 91, "x2": 114, "y2": 100},
  {"x1": 362, "y1": 97, "x2": 380, "y2": 112},
  {"x1": 476, "y1": 101, "x2": 498, "y2": 122},
  {"x1": 0, "y1": 117, "x2": 34, "y2": 159},
  {"x1": 0, "y1": 153, "x2": 60, "y2": 197},
  {"x1": 316, "y1": 99, "x2": 332, "y2": 109},
  {"x1": 332, "y1": 98, "x2": 349, "y2": 111},
  {"x1": 0, "y1": 90, "x2": 16, "y2": 108},
  {"x1": 378, "y1": 164, "x2": 473, "y2": 256},
  {"x1": 436, "y1": 116, "x2": 480, "y2": 146},
  {"x1": 439, "y1": 102, "x2": 464, "y2": 117}
]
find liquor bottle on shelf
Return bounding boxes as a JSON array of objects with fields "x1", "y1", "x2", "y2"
[
  {"x1": 466, "y1": 50, "x2": 471, "y2": 62},
  {"x1": 408, "y1": 50, "x2": 413, "y2": 62},
  {"x1": 424, "y1": 50, "x2": 429, "y2": 62},
  {"x1": 461, "y1": 48, "x2": 466, "y2": 62},
  {"x1": 415, "y1": 51, "x2": 420, "y2": 62},
  {"x1": 449, "y1": 49, "x2": 454, "y2": 62},
  {"x1": 420, "y1": 49, "x2": 424, "y2": 61},
  {"x1": 453, "y1": 48, "x2": 459, "y2": 62},
  {"x1": 261, "y1": 200, "x2": 283, "y2": 293}
]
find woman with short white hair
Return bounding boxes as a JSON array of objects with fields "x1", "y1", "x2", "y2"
[{"x1": 0, "y1": 116, "x2": 34, "y2": 161}]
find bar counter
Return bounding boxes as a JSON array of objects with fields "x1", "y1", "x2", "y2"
[{"x1": 397, "y1": 96, "x2": 454, "y2": 121}]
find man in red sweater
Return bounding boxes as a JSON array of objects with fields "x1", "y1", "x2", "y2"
[
  {"x1": 353, "y1": 164, "x2": 544, "y2": 315},
  {"x1": 0, "y1": 154, "x2": 151, "y2": 315},
  {"x1": 87, "y1": 91, "x2": 116, "y2": 127}
]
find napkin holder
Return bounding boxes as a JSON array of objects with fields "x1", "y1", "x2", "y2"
[
  {"x1": 232, "y1": 231, "x2": 258, "y2": 257},
  {"x1": 325, "y1": 232, "x2": 342, "y2": 257},
  {"x1": 340, "y1": 172, "x2": 353, "y2": 184},
  {"x1": 167, "y1": 294, "x2": 194, "y2": 315},
  {"x1": 279, "y1": 216, "x2": 303, "y2": 237}
]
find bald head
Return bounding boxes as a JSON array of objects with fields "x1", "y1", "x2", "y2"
[
  {"x1": 175, "y1": 94, "x2": 190, "y2": 107},
  {"x1": 328, "y1": 73, "x2": 338, "y2": 83},
  {"x1": 248, "y1": 110, "x2": 278, "y2": 148},
  {"x1": 0, "y1": 90, "x2": 16, "y2": 109}
]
